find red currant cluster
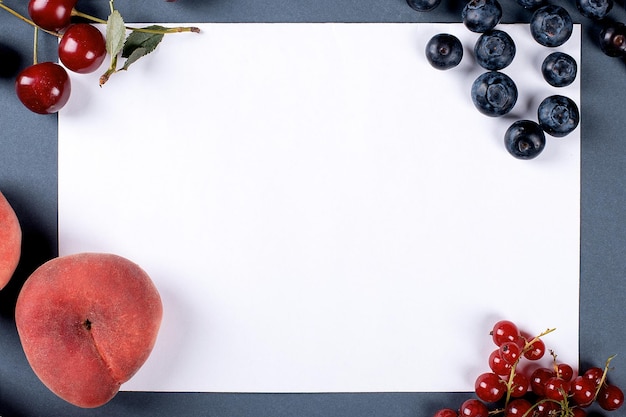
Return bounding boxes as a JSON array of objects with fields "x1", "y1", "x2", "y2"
[
  {"x1": 433, "y1": 320, "x2": 624, "y2": 417},
  {"x1": 0, "y1": 0, "x2": 198, "y2": 114}
]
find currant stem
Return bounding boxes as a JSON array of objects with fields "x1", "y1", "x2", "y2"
[
  {"x1": 594, "y1": 354, "x2": 617, "y2": 399},
  {"x1": 503, "y1": 328, "x2": 556, "y2": 407}
]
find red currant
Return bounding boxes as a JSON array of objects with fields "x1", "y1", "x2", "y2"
[
  {"x1": 557, "y1": 363, "x2": 574, "y2": 381},
  {"x1": 534, "y1": 400, "x2": 561, "y2": 417},
  {"x1": 571, "y1": 408, "x2": 587, "y2": 417},
  {"x1": 499, "y1": 341, "x2": 521, "y2": 364},
  {"x1": 523, "y1": 338, "x2": 545, "y2": 360},
  {"x1": 433, "y1": 408, "x2": 458, "y2": 417},
  {"x1": 598, "y1": 384, "x2": 625, "y2": 411},
  {"x1": 488, "y1": 349, "x2": 512, "y2": 376},
  {"x1": 459, "y1": 399, "x2": 488, "y2": 417},
  {"x1": 15, "y1": 62, "x2": 71, "y2": 114},
  {"x1": 509, "y1": 373, "x2": 529, "y2": 397},
  {"x1": 28, "y1": 0, "x2": 78, "y2": 32},
  {"x1": 59, "y1": 24, "x2": 107, "y2": 74},
  {"x1": 544, "y1": 376, "x2": 570, "y2": 401},
  {"x1": 474, "y1": 372, "x2": 506, "y2": 403},
  {"x1": 530, "y1": 367, "x2": 555, "y2": 396},
  {"x1": 491, "y1": 320, "x2": 520, "y2": 346},
  {"x1": 504, "y1": 399, "x2": 532, "y2": 417},
  {"x1": 583, "y1": 367, "x2": 603, "y2": 387},
  {"x1": 570, "y1": 376, "x2": 595, "y2": 407}
]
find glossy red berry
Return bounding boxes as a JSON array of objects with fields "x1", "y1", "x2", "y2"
[
  {"x1": 459, "y1": 399, "x2": 488, "y2": 417},
  {"x1": 598, "y1": 384, "x2": 624, "y2": 411},
  {"x1": 59, "y1": 24, "x2": 107, "y2": 74},
  {"x1": 15, "y1": 62, "x2": 71, "y2": 114},
  {"x1": 433, "y1": 408, "x2": 458, "y2": 417},
  {"x1": 571, "y1": 376, "x2": 595, "y2": 407},
  {"x1": 523, "y1": 338, "x2": 545, "y2": 360},
  {"x1": 535, "y1": 400, "x2": 561, "y2": 417},
  {"x1": 583, "y1": 367, "x2": 603, "y2": 387},
  {"x1": 557, "y1": 363, "x2": 574, "y2": 381},
  {"x1": 571, "y1": 408, "x2": 587, "y2": 417},
  {"x1": 488, "y1": 349, "x2": 512, "y2": 376},
  {"x1": 499, "y1": 341, "x2": 521, "y2": 364},
  {"x1": 491, "y1": 320, "x2": 520, "y2": 346},
  {"x1": 530, "y1": 367, "x2": 554, "y2": 396},
  {"x1": 504, "y1": 399, "x2": 532, "y2": 417},
  {"x1": 28, "y1": 0, "x2": 78, "y2": 32},
  {"x1": 544, "y1": 376, "x2": 570, "y2": 401},
  {"x1": 509, "y1": 373, "x2": 529, "y2": 397},
  {"x1": 475, "y1": 372, "x2": 506, "y2": 402}
]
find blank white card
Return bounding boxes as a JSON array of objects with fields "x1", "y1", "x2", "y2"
[{"x1": 58, "y1": 23, "x2": 581, "y2": 392}]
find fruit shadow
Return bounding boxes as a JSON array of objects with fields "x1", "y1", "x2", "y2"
[{"x1": 0, "y1": 190, "x2": 56, "y2": 318}]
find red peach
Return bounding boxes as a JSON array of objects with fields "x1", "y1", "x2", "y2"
[
  {"x1": 0, "y1": 190, "x2": 21, "y2": 290},
  {"x1": 15, "y1": 253, "x2": 162, "y2": 408}
]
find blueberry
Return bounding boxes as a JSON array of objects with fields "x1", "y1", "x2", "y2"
[
  {"x1": 462, "y1": 0, "x2": 503, "y2": 33},
  {"x1": 537, "y1": 95, "x2": 579, "y2": 137},
  {"x1": 474, "y1": 30, "x2": 516, "y2": 70},
  {"x1": 541, "y1": 52, "x2": 577, "y2": 87},
  {"x1": 406, "y1": 0, "x2": 442, "y2": 12},
  {"x1": 471, "y1": 71, "x2": 518, "y2": 117},
  {"x1": 599, "y1": 22, "x2": 626, "y2": 57},
  {"x1": 425, "y1": 33, "x2": 464, "y2": 70},
  {"x1": 530, "y1": 5, "x2": 573, "y2": 47},
  {"x1": 515, "y1": 0, "x2": 545, "y2": 10},
  {"x1": 576, "y1": 0, "x2": 613, "y2": 20},
  {"x1": 504, "y1": 120, "x2": 546, "y2": 160}
]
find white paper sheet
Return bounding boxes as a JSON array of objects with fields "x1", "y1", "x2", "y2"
[{"x1": 58, "y1": 23, "x2": 581, "y2": 393}]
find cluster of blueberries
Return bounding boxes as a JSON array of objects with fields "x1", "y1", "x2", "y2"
[{"x1": 412, "y1": 0, "x2": 607, "y2": 160}]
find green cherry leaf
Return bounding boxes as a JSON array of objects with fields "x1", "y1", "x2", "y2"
[
  {"x1": 120, "y1": 26, "x2": 166, "y2": 70},
  {"x1": 105, "y1": 9, "x2": 126, "y2": 57}
]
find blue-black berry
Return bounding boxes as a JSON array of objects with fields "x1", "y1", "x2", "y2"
[
  {"x1": 537, "y1": 95, "x2": 579, "y2": 137},
  {"x1": 599, "y1": 22, "x2": 626, "y2": 57},
  {"x1": 406, "y1": 0, "x2": 442, "y2": 12},
  {"x1": 474, "y1": 30, "x2": 516, "y2": 70},
  {"x1": 541, "y1": 52, "x2": 577, "y2": 87},
  {"x1": 462, "y1": 0, "x2": 503, "y2": 33},
  {"x1": 504, "y1": 120, "x2": 546, "y2": 160},
  {"x1": 515, "y1": 0, "x2": 545, "y2": 10},
  {"x1": 471, "y1": 71, "x2": 518, "y2": 117},
  {"x1": 576, "y1": 0, "x2": 613, "y2": 20},
  {"x1": 530, "y1": 5, "x2": 573, "y2": 47},
  {"x1": 425, "y1": 33, "x2": 464, "y2": 70}
]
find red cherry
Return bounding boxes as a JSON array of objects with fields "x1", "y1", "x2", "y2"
[
  {"x1": 59, "y1": 24, "x2": 107, "y2": 74},
  {"x1": 28, "y1": 0, "x2": 78, "y2": 32},
  {"x1": 15, "y1": 62, "x2": 71, "y2": 114},
  {"x1": 474, "y1": 372, "x2": 506, "y2": 403},
  {"x1": 598, "y1": 384, "x2": 624, "y2": 411}
]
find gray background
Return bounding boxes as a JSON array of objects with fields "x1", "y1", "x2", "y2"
[{"x1": 1, "y1": 0, "x2": 625, "y2": 416}]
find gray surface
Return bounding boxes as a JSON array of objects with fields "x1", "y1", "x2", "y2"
[{"x1": 1, "y1": 0, "x2": 625, "y2": 415}]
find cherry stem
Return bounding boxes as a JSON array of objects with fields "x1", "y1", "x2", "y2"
[
  {"x1": 0, "y1": 2, "x2": 61, "y2": 37},
  {"x1": 33, "y1": 26, "x2": 38, "y2": 65},
  {"x1": 71, "y1": 9, "x2": 200, "y2": 34}
]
